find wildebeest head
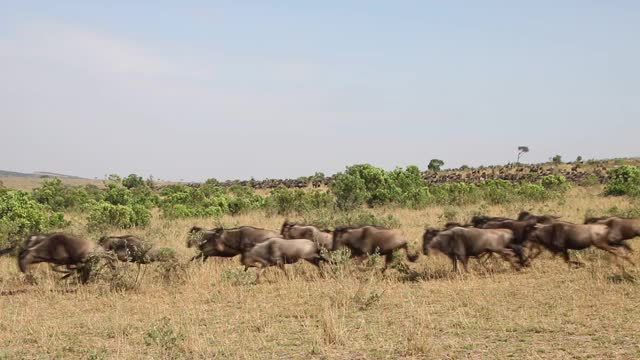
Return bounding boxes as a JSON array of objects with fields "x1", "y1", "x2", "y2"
[
  {"x1": 186, "y1": 226, "x2": 214, "y2": 248},
  {"x1": 517, "y1": 211, "x2": 532, "y2": 221},
  {"x1": 280, "y1": 220, "x2": 294, "y2": 238},
  {"x1": 332, "y1": 226, "x2": 352, "y2": 251},
  {"x1": 186, "y1": 227, "x2": 204, "y2": 248},
  {"x1": 422, "y1": 227, "x2": 441, "y2": 255}
]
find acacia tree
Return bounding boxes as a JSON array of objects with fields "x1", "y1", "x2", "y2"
[
  {"x1": 517, "y1": 146, "x2": 529, "y2": 163},
  {"x1": 428, "y1": 159, "x2": 444, "y2": 172}
]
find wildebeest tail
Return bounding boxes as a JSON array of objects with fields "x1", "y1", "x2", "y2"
[{"x1": 0, "y1": 246, "x2": 14, "y2": 257}]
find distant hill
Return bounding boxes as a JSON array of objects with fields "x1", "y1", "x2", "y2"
[{"x1": 0, "y1": 170, "x2": 85, "y2": 179}]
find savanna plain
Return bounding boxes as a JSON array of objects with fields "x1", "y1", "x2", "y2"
[{"x1": 1, "y1": 180, "x2": 640, "y2": 359}]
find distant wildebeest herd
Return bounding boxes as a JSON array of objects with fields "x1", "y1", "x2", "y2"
[
  {"x1": 167, "y1": 163, "x2": 613, "y2": 190},
  {"x1": 2, "y1": 211, "x2": 639, "y2": 284}
]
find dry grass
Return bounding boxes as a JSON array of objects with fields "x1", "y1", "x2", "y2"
[
  {"x1": 0, "y1": 176, "x2": 106, "y2": 191},
  {"x1": 1, "y1": 186, "x2": 640, "y2": 359}
]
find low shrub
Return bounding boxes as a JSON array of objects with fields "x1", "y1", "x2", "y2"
[
  {"x1": 605, "y1": 165, "x2": 640, "y2": 196},
  {"x1": 0, "y1": 190, "x2": 69, "y2": 249},
  {"x1": 86, "y1": 201, "x2": 151, "y2": 232}
]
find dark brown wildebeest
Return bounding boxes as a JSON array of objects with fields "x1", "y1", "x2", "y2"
[
  {"x1": 518, "y1": 211, "x2": 561, "y2": 225},
  {"x1": 239, "y1": 238, "x2": 328, "y2": 281},
  {"x1": 98, "y1": 235, "x2": 153, "y2": 263},
  {"x1": 480, "y1": 219, "x2": 538, "y2": 266},
  {"x1": 526, "y1": 222, "x2": 635, "y2": 269},
  {"x1": 188, "y1": 225, "x2": 281, "y2": 261},
  {"x1": 584, "y1": 216, "x2": 640, "y2": 247},
  {"x1": 18, "y1": 233, "x2": 112, "y2": 283},
  {"x1": 332, "y1": 225, "x2": 419, "y2": 270},
  {"x1": 186, "y1": 226, "x2": 239, "y2": 262},
  {"x1": 280, "y1": 220, "x2": 333, "y2": 250},
  {"x1": 470, "y1": 215, "x2": 514, "y2": 228},
  {"x1": 422, "y1": 226, "x2": 521, "y2": 272}
]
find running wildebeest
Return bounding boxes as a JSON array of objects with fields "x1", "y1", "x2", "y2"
[
  {"x1": 470, "y1": 215, "x2": 514, "y2": 228},
  {"x1": 188, "y1": 225, "x2": 281, "y2": 261},
  {"x1": 422, "y1": 226, "x2": 521, "y2": 272},
  {"x1": 518, "y1": 211, "x2": 561, "y2": 224},
  {"x1": 332, "y1": 225, "x2": 419, "y2": 270},
  {"x1": 98, "y1": 235, "x2": 153, "y2": 263},
  {"x1": 18, "y1": 233, "x2": 113, "y2": 283},
  {"x1": 584, "y1": 216, "x2": 640, "y2": 249},
  {"x1": 526, "y1": 222, "x2": 635, "y2": 269},
  {"x1": 186, "y1": 226, "x2": 240, "y2": 262},
  {"x1": 239, "y1": 238, "x2": 328, "y2": 282},
  {"x1": 280, "y1": 220, "x2": 333, "y2": 250},
  {"x1": 480, "y1": 219, "x2": 538, "y2": 266}
]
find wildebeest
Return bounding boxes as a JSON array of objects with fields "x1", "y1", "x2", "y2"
[
  {"x1": 480, "y1": 219, "x2": 538, "y2": 266},
  {"x1": 332, "y1": 225, "x2": 419, "y2": 270},
  {"x1": 18, "y1": 233, "x2": 112, "y2": 283},
  {"x1": 187, "y1": 225, "x2": 281, "y2": 261},
  {"x1": 518, "y1": 211, "x2": 561, "y2": 224},
  {"x1": 186, "y1": 226, "x2": 239, "y2": 261},
  {"x1": 98, "y1": 235, "x2": 153, "y2": 263},
  {"x1": 584, "y1": 216, "x2": 640, "y2": 248},
  {"x1": 470, "y1": 215, "x2": 514, "y2": 227},
  {"x1": 422, "y1": 226, "x2": 521, "y2": 272},
  {"x1": 239, "y1": 238, "x2": 327, "y2": 281},
  {"x1": 526, "y1": 222, "x2": 635, "y2": 269},
  {"x1": 280, "y1": 220, "x2": 333, "y2": 250}
]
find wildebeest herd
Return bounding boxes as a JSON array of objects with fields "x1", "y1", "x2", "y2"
[{"x1": 3, "y1": 211, "x2": 639, "y2": 284}]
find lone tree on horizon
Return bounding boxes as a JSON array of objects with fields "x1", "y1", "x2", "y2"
[
  {"x1": 517, "y1": 146, "x2": 529, "y2": 163},
  {"x1": 428, "y1": 159, "x2": 444, "y2": 171}
]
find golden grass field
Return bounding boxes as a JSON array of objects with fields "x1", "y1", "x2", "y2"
[{"x1": 1, "y1": 185, "x2": 640, "y2": 359}]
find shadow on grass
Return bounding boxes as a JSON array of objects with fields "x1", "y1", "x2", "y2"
[{"x1": 607, "y1": 273, "x2": 637, "y2": 284}]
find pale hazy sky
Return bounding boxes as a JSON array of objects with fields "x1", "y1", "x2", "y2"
[{"x1": 1, "y1": 1, "x2": 638, "y2": 181}]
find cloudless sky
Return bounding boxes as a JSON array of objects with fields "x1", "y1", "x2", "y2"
[{"x1": 1, "y1": 1, "x2": 638, "y2": 181}]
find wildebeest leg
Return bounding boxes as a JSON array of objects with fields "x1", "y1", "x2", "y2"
[
  {"x1": 254, "y1": 266, "x2": 266, "y2": 283},
  {"x1": 477, "y1": 252, "x2": 494, "y2": 272},
  {"x1": 459, "y1": 256, "x2": 470, "y2": 273},
  {"x1": 190, "y1": 253, "x2": 205, "y2": 262},
  {"x1": 50, "y1": 264, "x2": 73, "y2": 274},
  {"x1": 499, "y1": 249, "x2": 521, "y2": 271},
  {"x1": 562, "y1": 251, "x2": 584, "y2": 268},
  {"x1": 525, "y1": 243, "x2": 544, "y2": 264},
  {"x1": 595, "y1": 243, "x2": 636, "y2": 268},
  {"x1": 508, "y1": 244, "x2": 526, "y2": 267},
  {"x1": 450, "y1": 256, "x2": 458, "y2": 272},
  {"x1": 278, "y1": 262, "x2": 289, "y2": 279},
  {"x1": 382, "y1": 253, "x2": 394, "y2": 273}
]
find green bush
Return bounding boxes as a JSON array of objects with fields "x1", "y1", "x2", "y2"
[
  {"x1": 104, "y1": 184, "x2": 132, "y2": 206},
  {"x1": 0, "y1": 190, "x2": 69, "y2": 249},
  {"x1": 540, "y1": 175, "x2": 571, "y2": 192},
  {"x1": 478, "y1": 179, "x2": 513, "y2": 205},
  {"x1": 330, "y1": 171, "x2": 368, "y2": 210},
  {"x1": 122, "y1": 174, "x2": 145, "y2": 189},
  {"x1": 605, "y1": 165, "x2": 640, "y2": 196},
  {"x1": 331, "y1": 164, "x2": 431, "y2": 210},
  {"x1": 265, "y1": 186, "x2": 333, "y2": 215},
  {"x1": 86, "y1": 201, "x2": 151, "y2": 231},
  {"x1": 301, "y1": 209, "x2": 400, "y2": 229},
  {"x1": 159, "y1": 184, "x2": 230, "y2": 219},
  {"x1": 388, "y1": 166, "x2": 431, "y2": 208},
  {"x1": 430, "y1": 182, "x2": 480, "y2": 205}
]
